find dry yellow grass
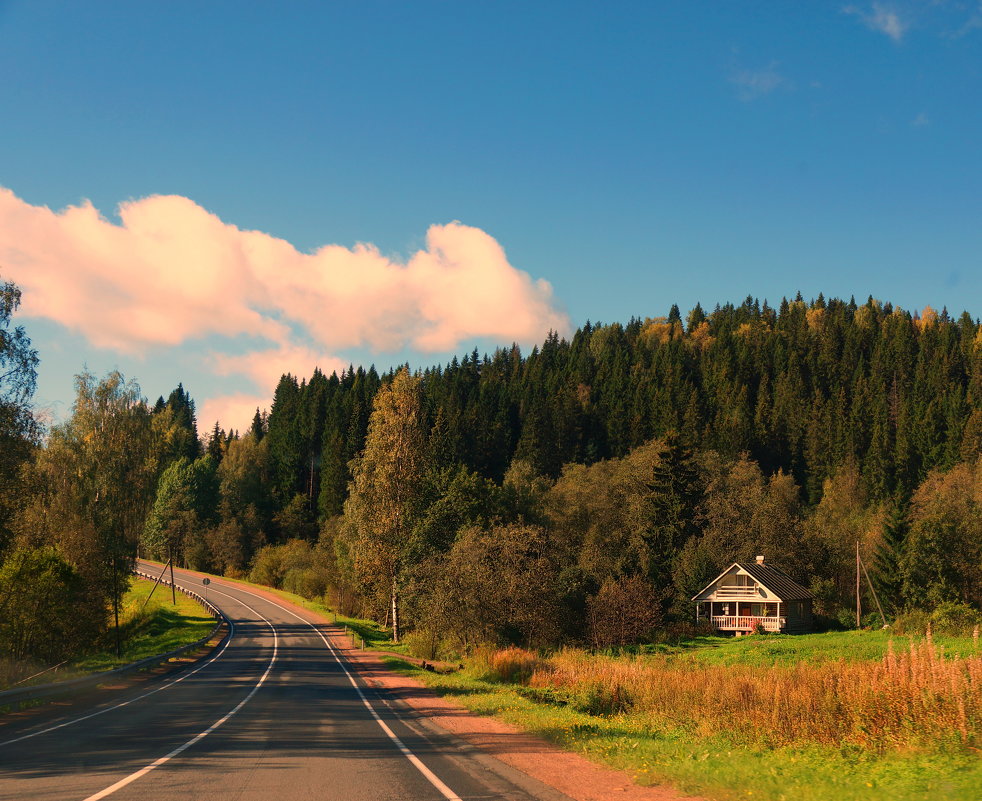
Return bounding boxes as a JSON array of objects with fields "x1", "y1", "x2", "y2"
[{"x1": 483, "y1": 636, "x2": 982, "y2": 752}]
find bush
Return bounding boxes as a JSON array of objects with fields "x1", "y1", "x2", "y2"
[
  {"x1": 248, "y1": 545, "x2": 284, "y2": 587},
  {"x1": 0, "y1": 547, "x2": 103, "y2": 663},
  {"x1": 892, "y1": 608, "x2": 931, "y2": 636},
  {"x1": 282, "y1": 567, "x2": 327, "y2": 600},
  {"x1": 930, "y1": 601, "x2": 982, "y2": 635},
  {"x1": 586, "y1": 576, "x2": 660, "y2": 648},
  {"x1": 403, "y1": 629, "x2": 441, "y2": 661},
  {"x1": 572, "y1": 678, "x2": 633, "y2": 716}
]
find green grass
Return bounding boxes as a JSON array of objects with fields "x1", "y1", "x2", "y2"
[
  {"x1": 2, "y1": 577, "x2": 218, "y2": 693},
  {"x1": 159, "y1": 566, "x2": 981, "y2": 800},
  {"x1": 162, "y1": 567, "x2": 408, "y2": 655},
  {"x1": 72, "y1": 577, "x2": 217, "y2": 673},
  {"x1": 381, "y1": 653, "x2": 982, "y2": 801},
  {"x1": 72, "y1": 577, "x2": 217, "y2": 674},
  {"x1": 636, "y1": 628, "x2": 981, "y2": 667}
]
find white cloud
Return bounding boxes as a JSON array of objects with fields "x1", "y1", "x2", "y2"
[
  {"x1": 845, "y1": 3, "x2": 909, "y2": 42},
  {"x1": 0, "y1": 187, "x2": 571, "y2": 430},
  {"x1": 729, "y1": 62, "x2": 790, "y2": 102},
  {"x1": 911, "y1": 111, "x2": 930, "y2": 126}
]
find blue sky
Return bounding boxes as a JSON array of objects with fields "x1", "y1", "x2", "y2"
[{"x1": 1, "y1": 1, "x2": 980, "y2": 430}]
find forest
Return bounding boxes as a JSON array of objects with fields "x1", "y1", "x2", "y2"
[{"x1": 2, "y1": 279, "x2": 981, "y2": 667}]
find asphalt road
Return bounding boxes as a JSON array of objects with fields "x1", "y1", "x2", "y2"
[{"x1": 0, "y1": 563, "x2": 573, "y2": 801}]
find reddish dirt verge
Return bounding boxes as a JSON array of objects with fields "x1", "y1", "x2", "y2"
[
  {"x1": 336, "y1": 642, "x2": 702, "y2": 801},
  {"x1": 206, "y1": 575, "x2": 701, "y2": 801}
]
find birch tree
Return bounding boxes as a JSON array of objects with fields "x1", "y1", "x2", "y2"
[{"x1": 345, "y1": 369, "x2": 427, "y2": 641}]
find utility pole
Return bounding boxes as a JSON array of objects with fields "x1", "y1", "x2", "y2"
[
  {"x1": 858, "y1": 550, "x2": 888, "y2": 628},
  {"x1": 169, "y1": 548, "x2": 177, "y2": 605},
  {"x1": 112, "y1": 556, "x2": 121, "y2": 658},
  {"x1": 856, "y1": 540, "x2": 862, "y2": 628}
]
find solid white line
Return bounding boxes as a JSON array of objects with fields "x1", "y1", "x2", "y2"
[
  {"x1": 194, "y1": 575, "x2": 463, "y2": 801},
  {"x1": 0, "y1": 609, "x2": 236, "y2": 748},
  {"x1": 80, "y1": 586, "x2": 279, "y2": 801}
]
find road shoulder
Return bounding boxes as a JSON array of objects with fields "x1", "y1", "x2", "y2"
[{"x1": 211, "y1": 575, "x2": 701, "y2": 801}]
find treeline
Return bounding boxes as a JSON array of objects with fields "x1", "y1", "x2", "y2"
[
  {"x1": 143, "y1": 294, "x2": 981, "y2": 653},
  {"x1": 2, "y1": 281, "x2": 981, "y2": 668},
  {"x1": 263, "y1": 294, "x2": 980, "y2": 520}
]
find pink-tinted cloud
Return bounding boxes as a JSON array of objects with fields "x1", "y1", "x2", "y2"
[
  {"x1": 210, "y1": 344, "x2": 349, "y2": 396},
  {"x1": 197, "y1": 392, "x2": 270, "y2": 436},
  {"x1": 0, "y1": 187, "x2": 568, "y2": 358}
]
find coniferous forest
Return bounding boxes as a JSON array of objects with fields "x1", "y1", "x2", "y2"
[{"x1": 3, "y1": 284, "x2": 982, "y2": 664}]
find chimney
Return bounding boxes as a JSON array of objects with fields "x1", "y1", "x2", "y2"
[{"x1": 755, "y1": 555, "x2": 765, "y2": 565}]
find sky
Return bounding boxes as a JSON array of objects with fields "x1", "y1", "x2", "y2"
[{"x1": 1, "y1": 1, "x2": 980, "y2": 432}]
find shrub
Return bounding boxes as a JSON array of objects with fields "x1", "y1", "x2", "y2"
[
  {"x1": 586, "y1": 576, "x2": 660, "y2": 648},
  {"x1": 930, "y1": 601, "x2": 982, "y2": 635},
  {"x1": 282, "y1": 567, "x2": 327, "y2": 600},
  {"x1": 403, "y1": 629, "x2": 441, "y2": 661},
  {"x1": 477, "y1": 647, "x2": 545, "y2": 684},
  {"x1": 0, "y1": 547, "x2": 103, "y2": 663},
  {"x1": 248, "y1": 545, "x2": 284, "y2": 587}
]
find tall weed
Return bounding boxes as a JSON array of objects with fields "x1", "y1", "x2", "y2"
[{"x1": 472, "y1": 638, "x2": 982, "y2": 752}]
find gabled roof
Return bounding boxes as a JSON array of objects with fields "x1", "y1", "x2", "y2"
[
  {"x1": 740, "y1": 562, "x2": 813, "y2": 600},
  {"x1": 691, "y1": 561, "x2": 813, "y2": 601}
]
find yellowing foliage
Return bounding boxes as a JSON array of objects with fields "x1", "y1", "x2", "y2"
[
  {"x1": 639, "y1": 317, "x2": 682, "y2": 347},
  {"x1": 687, "y1": 321, "x2": 713, "y2": 350},
  {"x1": 854, "y1": 305, "x2": 875, "y2": 329},
  {"x1": 806, "y1": 306, "x2": 825, "y2": 332},
  {"x1": 917, "y1": 305, "x2": 939, "y2": 331}
]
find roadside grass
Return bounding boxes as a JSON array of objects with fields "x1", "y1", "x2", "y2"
[
  {"x1": 1, "y1": 577, "x2": 216, "y2": 691},
  {"x1": 152, "y1": 567, "x2": 982, "y2": 800},
  {"x1": 73, "y1": 577, "x2": 217, "y2": 673},
  {"x1": 382, "y1": 652, "x2": 982, "y2": 801},
  {"x1": 172, "y1": 569, "x2": 406, "y2": 654}
]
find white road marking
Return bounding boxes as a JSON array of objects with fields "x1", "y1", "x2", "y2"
[
  {"x1": 193, "y1": 575, "x2": 464, "y2": 801},
  {"x1": 80, "y1": 586, "x2": 279, "y2": 801},
  {"x1": 0, "y1": 612, "x2": 236, "y2": 748}
]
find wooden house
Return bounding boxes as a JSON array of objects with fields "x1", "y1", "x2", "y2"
[{"x1": 692, "y1": 556, "x2": 813, "y2": 634}]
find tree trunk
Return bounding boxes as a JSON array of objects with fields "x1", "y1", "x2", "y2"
[
  {"x1": 112, "y1": 557, "x2": 121, "y2": 658},
  {"x1": 391, "y1": 578, "x2": 400, "y2": 643}
]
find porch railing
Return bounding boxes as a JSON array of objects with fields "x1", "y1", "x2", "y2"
[
  {"x1": 712, "y1": 587, "x2": 763, "y2": 598},
  {"x1": 709, "y1": 615, "x2": 784, "y2": 632}
]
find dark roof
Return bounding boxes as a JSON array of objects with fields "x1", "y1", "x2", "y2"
[{"x1": 739, "y1": 562, "x2": 813, "y2": 601}]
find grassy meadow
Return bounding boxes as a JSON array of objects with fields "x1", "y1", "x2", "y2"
[{"x1": 383, "y1": 630, "x2": 982, "y2": 801}]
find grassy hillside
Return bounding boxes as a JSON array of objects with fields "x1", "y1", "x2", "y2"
[
  {"x1": 73, "y1": 577, "x2": 218, "y2": 673},
  {"x1": 1, "y1": 577, "x2": 218, "y2": 691}
]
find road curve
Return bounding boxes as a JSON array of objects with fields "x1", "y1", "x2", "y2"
[{"x1": 0, "y1": 562, "x2": 572, "y2": 801}]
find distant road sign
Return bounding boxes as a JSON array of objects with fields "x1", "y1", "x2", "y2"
[{"x1": 202, "y1": 578, "x2": 211, "y2": 585}]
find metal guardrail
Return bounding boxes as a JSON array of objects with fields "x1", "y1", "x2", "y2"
[{"x1": 0, "y1": 570, "x2": 228, "y2": 712}]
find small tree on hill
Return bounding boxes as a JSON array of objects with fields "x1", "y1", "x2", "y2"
[{"x1": 587, "y1": 575, "x2": 661, "y2": 648}]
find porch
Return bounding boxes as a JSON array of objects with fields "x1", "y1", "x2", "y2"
[
  {"x1": 695, "y1": 600, "x2": 784, "y2": 633},
  {"x1": 711, "y1": 615, "x2": 785, "y2": 633}
]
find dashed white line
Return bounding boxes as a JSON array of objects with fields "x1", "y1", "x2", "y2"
[
  {"x1": 192, "y1": 575, "x2": 464, "y2": 801},
  {"x1": 79, "y1": 586, "x2": 279, "y2": 801},
  {"x1": 0, "y1": 613, "x2": 235, "y2": 748}
]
